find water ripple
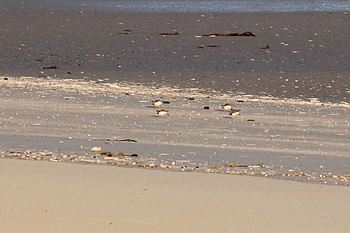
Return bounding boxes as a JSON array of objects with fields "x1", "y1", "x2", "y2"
[{"x1": 84, "y1": 0, "x2": 350, "y2": 13}]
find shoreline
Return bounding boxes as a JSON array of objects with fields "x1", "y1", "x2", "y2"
[
  {"x1": 1, "y1": 76, "x2": 350, "y2": 186},
  {"x1": 2, "y1": 0, "x2": 350, "y2": 13},
  {"x1": 1, "y1": 6, "x2": 350, "y2": 230}
]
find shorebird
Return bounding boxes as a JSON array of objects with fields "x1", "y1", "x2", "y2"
[
  {"x1": 152, "y1": 99, "x2": 163, "y2": 108},
  {"x1": 222, "y1": 103, "x2": 233, "y2": 111},
  {"x1": 229, "y1": 109, "x2": 240, "y2": 119},
  {"x1": 156, "y1": 109, "x2": 169, "y2": 117}
]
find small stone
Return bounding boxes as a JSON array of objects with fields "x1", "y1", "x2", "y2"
[
  {"x1": 90, "y1": 147, "x2": 102, "y2": 152},
  {"x1": 114, "y1": 152, "x2": 128, "y2": 156},
  {"x1": 228, "y1": 163, "x2": 238, "y2": 167},
  {"x1": 148, "y1": 163, "x2": 157, "y2": 168},
  {"x1": 100, "y1": 151, "x2": 112, "y2": 157}
]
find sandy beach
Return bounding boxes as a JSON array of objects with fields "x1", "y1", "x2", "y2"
[
  {"x1": 0, "y1": 76, "x2": 349, "y2": 231},
  {"x1": 1, "y1": 77, "x2": 349, "y2": 184},
  {"x1": 1, "y1": 1, "x2": 350, "y2": 231},
  {"x1": 1, "y1": 158, "x2": 350, "y2": 233}
]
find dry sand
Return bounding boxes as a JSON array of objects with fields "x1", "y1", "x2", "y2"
[
  {"x1": 0, "y1": 76, "x2": 350, "y2": 232},
  {"x1": 1, "y1": 158, "x2": 350, "y2": 233}
]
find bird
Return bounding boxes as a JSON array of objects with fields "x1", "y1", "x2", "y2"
[
  {"x1": 152, "y1": 99, "x2": 163, "y2": 108},
  {"x1": 156, "y1": 109, "x2": 169, "y2": 116},
  {"x1": 222, "y1": 103, "x2": 233, "y2": 111},
  {"x1": 229, "y1": 109, "x2": 240, "y2": 119}
]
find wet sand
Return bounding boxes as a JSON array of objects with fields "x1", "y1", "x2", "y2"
[
  {"x1": 0, "y1": 8, "x2": 349, "y2": 103},
  {"x1": 1, "y1": 77, "x2": 349, "y2": 185}
]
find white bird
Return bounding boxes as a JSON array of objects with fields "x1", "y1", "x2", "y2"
[
  {"x1": 229, "y1": 109, "x2": 240, "y2": 119},
  {"x1": 152, "y1": 99, "x2": 163, "y2": 108},
  {"x1": 222, "y1": 103, "x2": 233, "y2": 111},
  {"x1": 156, "y1": 109, "x2": 169, "y2": 117}
]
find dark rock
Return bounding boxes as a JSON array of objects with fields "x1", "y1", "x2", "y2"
[
  {"x1": 158, "y1": 31, "x2": 179, "y2": 35},
  {"x1": 42, "y1": 66, "x2": 57, "y2": 69},
  {"x1": 100, "y1": 151, "x2": 113, "y2": 157},
  {"x1": 203, "y1": 31, "x2": 255, "y2": 37}
]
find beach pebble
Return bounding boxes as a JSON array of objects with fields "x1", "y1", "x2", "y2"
[
  {"x1": 114, "y1": 152, "x2": 129, "y2": 156},
  {"x1": 100, "y1": 151, "x2": 113, "y2": 157},
  {"x1": 40, "y1": 152, "x2": 53, "y2": 157},
  {"x1": 90, "y1": 147, "x2": 102, "y2": 152}
]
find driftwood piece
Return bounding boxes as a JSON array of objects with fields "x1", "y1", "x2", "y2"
[
  {"x1": 42, "y1": 66, "x2": 57, "y2": 69},
  {"x1": 118, "y1": 29, "x2": 132, "y2": 34},
  {"x1": 203, "y1": 31, "x2": 255, "y2": 37},
  {"x1": 94, "y1": 138, "x2": 137, "y2": 142},
  {"x1": 158, "y1": 31, "x2": 179, "y2": 35}
]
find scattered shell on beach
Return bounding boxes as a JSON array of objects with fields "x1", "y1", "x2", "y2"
[
  {"x1": 40, "y1": 152, "x2": 53, "y2": 157},
  {"x1": 2, "y1": 149, "x2": 349, "y2": 186},
  {"x1": 100, "y1": 151, "x2": 138, "y2": 157},
  {"x1": 2, "y1": 77, "x2": 350, "y2": 187},
  {"x1": 90, "y1": 147, "x2": 102, "y2": 152}
]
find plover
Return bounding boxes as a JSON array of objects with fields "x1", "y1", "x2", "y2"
[
  {"x1": 156, "y1": 109, "x2": 169, "y2": 116},
  {"x1": 152, "y1": 99, "x2": 163, "y2": 108},
  {"x1": 222, "y1": 103, "x2": 233, "y2": 111},
  {"x1": 229, "y1": 109, "x2": 240, "y2": 118}
]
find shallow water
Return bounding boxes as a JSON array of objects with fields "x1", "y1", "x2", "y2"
[
  {"x1": 86, "y1": 0, "x2": 350, "y2": 13},
  {"x1": 2, "y1": 0, "x2": 350, "y2": 12}
]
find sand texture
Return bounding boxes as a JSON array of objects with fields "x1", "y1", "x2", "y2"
[
  {"x1": 1, "y1": 77, "x2": 349, "y2": 185},
  {"x1": 1, "y1": 158, "x2": 350, "y2": 233},
  {"x1": 1, "y1": 4, "x2": 350, "y2": 232}
]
